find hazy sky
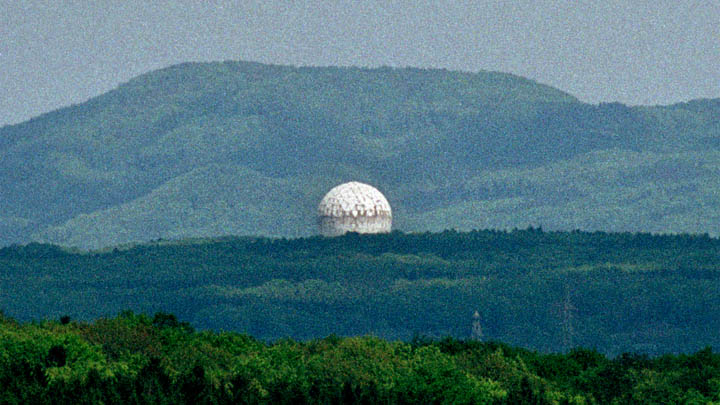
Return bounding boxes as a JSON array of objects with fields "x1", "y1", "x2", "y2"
[{"x1": 1, "y1": 1, "x2": 719, "y2": 127}]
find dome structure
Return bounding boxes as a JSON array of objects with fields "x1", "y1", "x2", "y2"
[{"x1": 318, "y1": 182, "x2": 392, "y2": 236}]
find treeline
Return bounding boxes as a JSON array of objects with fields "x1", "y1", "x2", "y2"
[
  {"x1": 2, "y1": 229, "x2": 720, "y2": 355},
  {"x1": 2, "y1": 311, "x2": 719, "y2": 404}
]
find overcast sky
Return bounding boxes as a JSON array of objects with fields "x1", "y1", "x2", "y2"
[{"x1": 1, "y1": 0, "x2": 719, "y2": 127}]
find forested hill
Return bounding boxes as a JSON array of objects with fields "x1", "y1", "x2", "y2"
[
  {"x1": 1, "y1": 230, "x2": 719, "y2": 356},
  {"x1": 1, "y1": 61, "x2": 719, "y2": 249}
]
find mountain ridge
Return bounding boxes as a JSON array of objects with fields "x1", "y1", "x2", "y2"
[{"x1": 1, "y1": 60, "x2": 719, "y2": 249}]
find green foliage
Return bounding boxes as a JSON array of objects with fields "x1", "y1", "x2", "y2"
[
  {"x1": 0, "y1": 62, "x2": 719, "y2": 249},
  {"x1": 1, "y1": 312, "x2": 718, "y2": 403}
]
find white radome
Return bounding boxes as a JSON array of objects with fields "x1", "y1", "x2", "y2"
[{"x1": 318, "y1": 182, "x2": 392, "y2": 236}]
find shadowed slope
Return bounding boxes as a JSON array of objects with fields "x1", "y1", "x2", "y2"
[{"x1": 1, "y1": 61, "x2": 718, "y2": 248}]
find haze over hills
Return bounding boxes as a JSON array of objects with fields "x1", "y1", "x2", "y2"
[{"x1": 1, "y1": 61, "x2": 719, "y2": 249}]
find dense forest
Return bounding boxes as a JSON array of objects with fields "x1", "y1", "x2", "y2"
[
  {"x1": 2, "y1": 230, "x2": 719, "y2": 356},
  {"x1": 1, "y1": 61, "x2": 719, "y2": 249},
  {"x1": 2, "y1": 311, "x2": 719, "y2": 404}
]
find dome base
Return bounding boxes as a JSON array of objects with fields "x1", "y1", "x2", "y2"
[{"x1": 319, "y1": 214, "x2": 391, "y2": 237}]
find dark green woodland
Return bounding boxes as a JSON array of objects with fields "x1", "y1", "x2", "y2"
[
  {"x1": 1, "y1": 61, "x2": 719, "y2": 249},
  {"x1": 1, "y1": 230, "x2": 718, "y2": 356}
]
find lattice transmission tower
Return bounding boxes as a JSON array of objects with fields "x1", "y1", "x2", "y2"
[{"x1": 471, "y1": 310, "x2": 483, "y2": 341}]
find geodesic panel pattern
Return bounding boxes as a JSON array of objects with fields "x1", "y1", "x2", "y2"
[{"x1": 318, "y1": 182, "x2": 392, "y2": 236}]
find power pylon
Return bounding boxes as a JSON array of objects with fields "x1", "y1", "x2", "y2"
[
  {"x1": 561, "y1": 284, "x2": 577, "y2": 351},
  {"x1": 471, "y1": 310, "x2": 483, "y2": 341}
]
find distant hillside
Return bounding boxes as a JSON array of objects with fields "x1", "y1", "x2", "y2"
[
  {"x1": 1, "y1": 230, "x2": 719, "y2": 356},
  {"x1": 0, "y1": 61, "x2": 719, "y2": 248}
]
